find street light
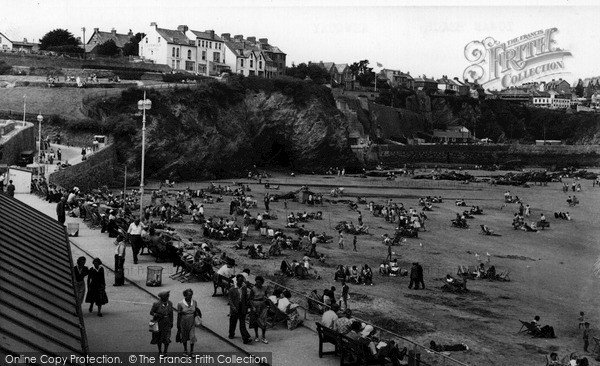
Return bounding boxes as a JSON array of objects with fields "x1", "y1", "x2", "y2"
[
  {"x1": 22, "y1": 95, "x2": 27, "y2": 126},
  {"x1": 81, "y1": 27, "x2": 86, "y2": 60},
  {"x1": 137, "y1": 91, "x2": 152, "y2": 220},
  {"x1": 37, "y1": 113, "x2": 43, "y2": 163}
]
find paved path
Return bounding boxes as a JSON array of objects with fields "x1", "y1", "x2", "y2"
[{"x1": 16, "y1": 193, "x2": 338, "y2": 366}]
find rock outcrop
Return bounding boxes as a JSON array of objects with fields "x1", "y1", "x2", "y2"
[{"x1": 88, "y1": 78, "x2": 359, "y2": 180}]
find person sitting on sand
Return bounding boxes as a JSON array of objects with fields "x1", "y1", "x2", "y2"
[{"x1": 429, "y1": 340, "x2": 468, "y2": 352}]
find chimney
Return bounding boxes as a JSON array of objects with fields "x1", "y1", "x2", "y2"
[
  {"x1": 128, "y1": 29, "x2": 133, "y2": 37},
  {"x1": 94, "y1": 28, "x2": 99, "y2": 32},
  {"x1": 23, "y1": 38, "x2": 28, "y2": 43},
  {"x1": 111, "y1": 28, "x2": 116, "y2": 35},
  {"x1": 150, "y1": 22, "x2": 157, "y2": 28},
  {"x1": 205, "y1": 30, "x2": 215, "y2": 39},
  {"x1": 177, "y1": 25, "x2": 188, "y2": 33},
  {"x1": 221, "y1": 33, "x2": 231, "y2": 41},
  {"x1": 247, "y1": 36, "x2": 256, "y2": 43},
  {"x1": 259, "y1": 38, "x2": 268, "y2": 44},
  {"x1": 234, "y1": 34, "x2": 243, "y2": 41}
]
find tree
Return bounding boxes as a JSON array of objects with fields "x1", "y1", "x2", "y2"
[
  {"x1": 285, "y1": 63, "x2": 331, "y2": 85},
  {"x1": 96, "y1": 39, "x2": 120, "y2": 56},
  {"x1": 122, "y1": 32, "x2": 145, "y2": 56},
  {"x1": 574, "y1": 79, "x2": 584, "y2": 98},
  {"x1": 39, "y1": 29, "x2": 80, "y2": 50},
  {"x1": 349, "y1": 60, "x2": 375, "y2": 87}
]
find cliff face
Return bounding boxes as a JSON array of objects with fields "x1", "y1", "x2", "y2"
[{"x1": 89, "y1": 78, "x2": 358, "y2": 180}]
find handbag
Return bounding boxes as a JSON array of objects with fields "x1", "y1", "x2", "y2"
[
  {"x1": 149, "y1": 320, "x2": 159, "y2": 333},
  {"x1": 194, "y1": 315, "x2": 202, "y2": 327}
]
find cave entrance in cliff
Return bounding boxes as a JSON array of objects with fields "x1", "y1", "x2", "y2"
[{"x1": 262, "y1": 140, "x2": 293, "y2": 168}]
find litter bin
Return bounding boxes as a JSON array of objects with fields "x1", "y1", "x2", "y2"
[
  {"x1": 146, "y1": 266, "x2": 164, "y2": 287},
  {"x1": 67, "y1": 223, "x2": 79, "y2": 237}
]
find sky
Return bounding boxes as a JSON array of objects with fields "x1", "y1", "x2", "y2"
[{"x1": 2, "y1": 0, "x2": 599, "y2": 86}]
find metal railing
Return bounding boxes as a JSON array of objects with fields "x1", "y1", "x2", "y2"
[{"x1": 263, "y1": 278, "x2": 470, "y2": 366}]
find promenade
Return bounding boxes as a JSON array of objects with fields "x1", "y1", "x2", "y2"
[{"x1": 15, "y1": 193, "x2": 338, "y2": 366}]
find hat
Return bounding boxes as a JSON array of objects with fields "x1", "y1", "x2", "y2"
[
  {"x1": 158, "y1": 290, "x2": 170, "y2": 299},
  {"x1": 361, "y1": 325, "x2": 374, "y2": 337},
  {"x1": 227, "y1": 258, "x2": 236, "y2": 266}
]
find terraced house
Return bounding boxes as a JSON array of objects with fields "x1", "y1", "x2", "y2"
[
  {"x1": 222, "y1": 34, "x2": 286, "y2": 78},
  {"x1": 139, "y1": 23, "x2": 285, "y2": 78}
]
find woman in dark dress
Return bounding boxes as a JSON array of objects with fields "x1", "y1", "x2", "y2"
[
  {"x1": 73, "y1": 256, "x2": 89, "y2": 305},
  {"x1": 85, "y1": 258, "x2": 108, "y2": 316},
  {"x1": 151, "y1": 290, "x2": 174, "y2": 354}
]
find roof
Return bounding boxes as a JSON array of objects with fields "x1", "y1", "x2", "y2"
[
  {"x1": 335, "y1": 63, "x2": 349, "y2": 73},
  {"x1": 189, "y1": 30, "x2": 222, "y2": 42},
  {"x1": 88, "y1": 30, "x2": 132, "y2": 49},
  {"x1": 322, "y1": 62, "x2": 336, "y2": 73},
  {"x1": 0, "y1": 195, "x2": 88, "y2": 357},
  {"x1": 156, "y1": 27, "x2": 191, "y2": 45}
]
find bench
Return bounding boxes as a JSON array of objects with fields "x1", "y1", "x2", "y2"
[
  {"x1": 316, "y1": 323, "x2": 339, "y2": 358},
  {"x1": 339, "y1": 334, "x2": 392, "y2": 366},
  {"x1": 212, "y1": 273, "x2": 233, "y2": 296}
]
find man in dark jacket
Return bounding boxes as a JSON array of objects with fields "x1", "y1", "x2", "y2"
[
  {"x1": 228, "y1": 274, "x2": 252, "y2": 344},
  {"x1": 408, "y1": 263, "x2": 419, "y2": 289}
]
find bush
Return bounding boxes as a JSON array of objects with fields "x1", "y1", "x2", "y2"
[{"x1": 0, "y1": 61, "x2": 11, "y2": 75}]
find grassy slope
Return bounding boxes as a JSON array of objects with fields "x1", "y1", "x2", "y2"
[{"x1": 0, "y1": 86, "x2": 123, "y2": 120}]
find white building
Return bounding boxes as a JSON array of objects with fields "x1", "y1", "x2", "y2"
[
  {"x1": 139, "y1": 23, "x2": 195, "y2": 71},
  {"x1": 222, "y1": 34, "x2": 285, "y2": 78},
  {"x1": 0, "y1": 32, "x2": 13, "y2": 51},
  {"x1": 184, "y1": 29, "x2": 227, "y2": 76}
]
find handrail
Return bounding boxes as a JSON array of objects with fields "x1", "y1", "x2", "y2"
[{"x1": 263, "y1": 277, "x2": 470, "y2": 366}]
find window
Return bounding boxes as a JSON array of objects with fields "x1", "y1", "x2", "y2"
[
  {"x1": 198, "y1": 64, "x2": 206, "y2": 74},
  {"x1": 209, "y1": 42, "x2": 212, "y2": 48},
  {"x1": 145, "y1": 38, "x2": 148, "y2": 43},
  {"x1": 240, "y1": 59, "x2": 244, "y2": 67},
  {"x1": 187, "y1": 50, "x2": 192, "y2": 59},
  {"x1": 250, "y1": 60, "x2": 253, "y2": 68},
  {"x1": 158, "y1": 37, "x2": 161, "y2": 42},
  {"x1": 259, "y1": 61, "x2": 262, "y2": 69},
  {"x1": 201, "y1": 51, "x2": 206, "y2": 60},
  {"x1": 176, "y1": 48, "x2": 179, "y2": 57},
  {"x1": 172, "y1": 60, "x2": 175, "y2": 68},
  {"x1": 185, "y1": 61, "x2": 194, "y2": 71},
  {"x1": 172, "y1": 48, "x2": 175, "y2": 57},
  {"x1": 213, "y1": 52, "x2": 220, "y2": 63},
  {"x1": 201, "y1": 40, "x2": 204, "y2": 47}
]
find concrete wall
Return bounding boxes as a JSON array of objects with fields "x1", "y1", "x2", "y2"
[
  {"x1": 368, "y1": 144, "x2": 600, "y2": 168},
  {"x1": 0, "y1": 122, "x2": 35, "y2": 166},
  {"x1": 49, "y1": 145, "x2": 117, "y2": 191}
]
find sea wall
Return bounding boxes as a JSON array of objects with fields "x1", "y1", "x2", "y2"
[
  {"x1": 368, "y1": 144, "x2": 600, "y2": 168},
  {"x1": 49, "y1": 145, "x2": 116, "y2": 191}
]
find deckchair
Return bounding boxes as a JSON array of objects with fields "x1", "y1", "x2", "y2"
[
  {"x1": 518, "y1": 320, "x2": 538, "y2": 335},
  {"x1": 266, "y1": 300, "x2": 288, "y2": 328},
  {"x1": 592, "y1": 336, "x2": 600, "y2": 354}
]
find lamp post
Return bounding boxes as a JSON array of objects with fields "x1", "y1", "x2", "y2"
[
  {"x1": 22, "y1": 95, "x2": 27, "y2": 126},
  {"x1": 137, "y1": 91, "x2": 152, "y2": 220},
  {"x1": 82, "y1": 27, "x2": 86, "y2": 60},
  {"x1": 37, "y1": 113, "x2": 43, "y2": 163}
]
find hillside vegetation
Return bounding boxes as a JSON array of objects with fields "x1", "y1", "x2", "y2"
[{"x1": 84, "y1": 76, "x2": 358, "y2": 180}]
